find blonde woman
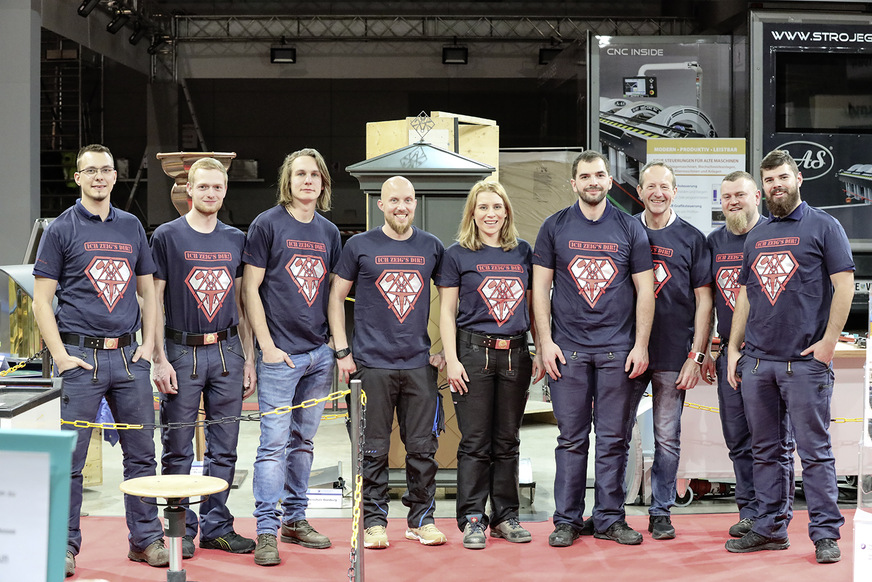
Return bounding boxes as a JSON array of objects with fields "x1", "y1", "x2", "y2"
[{"x1": 436, "y1": 179, "x2": 543, "y2": 550}]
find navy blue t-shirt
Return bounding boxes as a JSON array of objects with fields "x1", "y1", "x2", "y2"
[
  {"x1": 706, "y1": 216, "x2": 766, "y2": 342},
  {"x1": 33, "y1": 200, "x2": 155, "y2": 336},
  {"x1": 333, "y1": 226, "x2": 444, "y2": 369},
  {"x1": 738, "y1": 202, "x2": 854, "y2": 360},
  {"x1": 243, "y1": 205, "x2": 341, "y2": 355},
  {"x1": 533, "y1": 201, "x2": 653, "y2": 352},
  {"x1": 638, "y1": 214, "x2": 711, "y2": 371},
  {"x1": 151, "y1": 216, "x2": 245, "y2": 333},
  {"x1": 434, "y1": 240, "x2": 533, "y2": 337}
]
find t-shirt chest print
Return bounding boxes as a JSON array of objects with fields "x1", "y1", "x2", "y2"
[
  {"x1": 752, "y1": 238, "x2": 799, "y2": 306},
  {"x1": 650, "y1": 246, "x2": 673, "y2": 298},
  {"x1": 476, "y1": 265, "x2": 524, "y2": 326},
  {"x1": 84, "y1": 242, "x2": 133, "y2": 312},
  {"x1": 375, "y1": 255, "x2": 425, "y2": 323},
  {"x1": 715, "y1": 252, "x2": 743, "y2": 311},
  {"x1": 285, "y1": 240, "x2": 328, "y2": 307},
  {"x1": 567, "y1": 242, "x2": 619, "y2": 307},
  {"x1": 184, "y1": 252, "x2": 234, "y2": 322}
]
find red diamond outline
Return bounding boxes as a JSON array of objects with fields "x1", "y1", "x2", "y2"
[
  {"x1": 477, "y1": 276, "x2": 524, "y2": 327},
  {"x1": 568, "y1": 255, "x2": 617, "y2": 308},
  {"x1": 752, "y1": 251, "x2": 797, "y2": 306},
  {"x1": 85, "y1": 256, "x2": 131, "y2": 313},
  {"x1": 652, "y1": 259, "x2": 673, "y2": 298},
  {"x1": 716, "y1": 266, "x2": 741, "y2": 312},
  {"x1": 376, "y1": 269, "x2": 424, "y2": 323},
  {"x1": 285, "y1": 254, "x2": 327, "y2": 307},
  {"x1": 184, "y1": 266, "x2": 234, "y2": 323}
]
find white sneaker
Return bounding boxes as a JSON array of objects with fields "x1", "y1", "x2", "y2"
[
  {"x1": 364, "y1": 525, "x2": 389, "y2": 549},
  {"x1": 405, "y1": 523, "x2": 447, "y2": 546}
]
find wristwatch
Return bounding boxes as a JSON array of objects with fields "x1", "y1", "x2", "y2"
[
  {"x1": 334, "y1": 347, "x2": 352, "y2": 359},
  {"x1": 688, "y1": 351, "x2": 706, "y2": 365}
]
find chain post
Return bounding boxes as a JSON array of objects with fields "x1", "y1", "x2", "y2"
[{"x1": 348, "y1": 378, "x2": 364, "y2": 582}]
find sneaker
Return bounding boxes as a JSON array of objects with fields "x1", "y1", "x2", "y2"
[
  {"x1": 65, "y1": 551, "x2": 75, "y2": 578},
  {"x1": 405, "y1": 523, "x2": 447, "y2": 546},
  {"x1": 548, "y1": 522, "x2": 580, "y2": 547},
  {"x1": 462, "y1": 516, "x2": 487, "y2": 550},
  {"x1": 182, "y1": 535, "x2": 195, "y2": 559},
  {"x1": 729, "y1": 518, "x2": 754, "y2": 539},
  {"x1": 648, "y1": 515, "x2": 676, "y2": 540},
  {"x1": 364, "y1": 525, "x2": 390, "y2": 549},
  {"x1": 128, "y1": 538, "x2": 170, "y2": 567},
  {"x1": 814, "y1": 538, "x2": 841, "y2": 564},
  {"x1": 490, "y1": 517, "x2": 532, "y2": 543},
  {"x1": 725, "y1": 531, "x2": 790, "y2": 553},
  {"x1": 254, "y1": 533, "x2": 281, "y2": 566},
  {"x1": 200, "y1": 531, "x2": 256, "y2": 554},
  {"x1": 594, "y1": 520, "x2": 643, "y2": 545},
  {"x1": 280, "y1": 519, "x2": 331, "y2": 549},
  {"x1": 579, "y1": 517, "x2": 595, "y2": 536}
]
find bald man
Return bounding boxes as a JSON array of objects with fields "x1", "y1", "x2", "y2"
[{"x1": 328, "y1": 176, "x2": 447, "y2": 549}]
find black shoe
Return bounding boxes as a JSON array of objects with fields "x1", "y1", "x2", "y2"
[
  {"x1": 648, "y1": 515, "x2": 675, "y2": 540},
  {"x1": 725, "y1": 531, "x2": 790, "y2": 553},
  {"x1": 65, "y1": 551, "x2": 75, "y2": 578},
  {"x1": 199, "y1": 531, "x2": 256, "y2": 554},
  {"x1": 182, "y1": 535, "x2": 195, "y2": 559},
  {"x1": 814, "y1": 538, "x2": 841, "y2": 564},
  {"x1": 728, "y1": 518, "x2": 754, "y2": 538},
  {"x1": 594, "y1": 520, "x2": 643, "y2": 545},
  {"x1": 548, "y1": 522, "x2": 580, "y2": 547},
  {"x1": 579, "y1": 517, "x2": 595, "y2": 536},
  {"x1": 280, "y1": 519, "x2": 331, "y2": 549}
]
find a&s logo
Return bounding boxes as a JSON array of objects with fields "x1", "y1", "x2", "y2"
[{"x1": 776, "y1": 141, "x2": 834, "y2": 181}]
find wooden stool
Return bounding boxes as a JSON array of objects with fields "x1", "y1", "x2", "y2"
[{"x1": 120, "y1": 475, "x2": 228, "y2": 582}]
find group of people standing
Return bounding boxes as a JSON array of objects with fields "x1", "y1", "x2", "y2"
[{"x1": 33, "y1": 143, "x2": 852, "y2": 578}]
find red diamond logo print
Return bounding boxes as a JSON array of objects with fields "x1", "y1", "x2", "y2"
[
  {"x1": 652, "y1": 260, "x2": 672, "y2": 298},
  {"x1": 185, "y1": 267, "x2": 233, "y2": 322},
  {"x1": 568, "y1": 255, "x2": 616, "y2": 307},
  {"x1": 86, "y1": 256, "x2": 131, "y2": 312},
  {"x1": 716, "y1": 266, "x2": 741, "y2": 311},
  {"x1": 478, "y1": 276, "x2": 524, "y2": 327},
  {"x1": 286, "y1": 255, "x2": 326, "y2": 307},
  {"x1": 752, "y1": 251, "x2": 797, "y2": 306},
  {"x1": 376, "y1": 270, "x2": 423, "y2": 323}
]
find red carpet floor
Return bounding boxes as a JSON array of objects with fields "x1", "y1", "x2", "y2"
[{"x1": 73, "y1": 511, "x2": 853, "y2": 581}]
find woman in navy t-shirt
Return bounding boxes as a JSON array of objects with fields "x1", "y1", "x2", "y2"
[{"x1": 435, "y1": 179, "x2": 543, "y2": 550}]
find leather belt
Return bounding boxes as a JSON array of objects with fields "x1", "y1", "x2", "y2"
[
  {"x1": 60, "y1": 332, "x2": 135, "y2": 350},
  {"x1": 166, "y1": 326, "x2": 237, "y2": 346},
  {"x1": 457, "y1": 328, "x2": 526, "y2": 350}
]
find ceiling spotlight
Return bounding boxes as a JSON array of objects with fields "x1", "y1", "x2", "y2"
[
  {"x1": 77, "y1": 0, "x2": 100, "y2": 17},
  {"x1": 129, "y1": 22, "x2": 148, "y2": 46},
  {"x1": 107, "y1": 11, "x2": 131, "y2": 34},
  {"x1": 270, "y1": 46, "x2": 297, "y2": 64},
  {"x1": 147, "y1": 35, "x2": 169, "y2": 55},
  {"x1": 442, "y1": 45, "x2": 468, "y2": 65},
  {"x1": 539, "y1": 47, "x2": 563, "y2": 65}
]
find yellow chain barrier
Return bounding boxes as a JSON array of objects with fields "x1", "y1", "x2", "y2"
[
  {"x1": 349, "y1": 474, "x2": 363, "y2": 551},
  {"x1": 642, "y1": 393, "x2": 863, "y2": 422},
  {"x1": 0, "y1": 359, "x2": 34, "y2": 377}
]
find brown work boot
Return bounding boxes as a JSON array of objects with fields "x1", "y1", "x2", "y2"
[
  {"x1": 254, "y1": 533, "x2": 281, "y2": 566},
  {"x1": 127, "y1": 538, "x2": 170, "y2": 567},
  {"x1": 280, "y1": 519, "x2": 331, "y2": 549}
]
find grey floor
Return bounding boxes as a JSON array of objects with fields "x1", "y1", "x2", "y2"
[{"x1": 82, "y1": 381, "x2": 763, "y2": 524}]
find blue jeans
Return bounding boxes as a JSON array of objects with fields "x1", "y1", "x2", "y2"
[
  {"x1": 252, "y1": 343, "x2": 334, "y2": 535},
  {"x1": 550, "y1": 350, "x2": 646, "y2": 533},
  {"x1": 60, "y1": 341, "x2": 163, "y2": 555},
  {"x1": 160, "y1": 334, "x2": 246, "y2": 539},
  {"x1": 715, "y1": 353, "x2": 757, "y2": 520},
  {"x1": 642, "y1": 369, "x2": 685, "y2": 516},
  {"x1": 739, "y1": 356, "x2": 843, "y2": 542}
]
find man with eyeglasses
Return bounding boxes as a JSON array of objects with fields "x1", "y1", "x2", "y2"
[{"x1": 33, "y1": 144, "x2": 168, "y2": 577}]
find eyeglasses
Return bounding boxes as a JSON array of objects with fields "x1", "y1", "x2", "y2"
[{"x1": 78, "y1": 167, "x2": 115, "y2": 177}]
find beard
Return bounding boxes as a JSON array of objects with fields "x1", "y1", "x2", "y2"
[
  {"x1": 765, "y1": 185, "x2": 800, "y2": 218},
  {"x1": 385, "y1": 213, "x2": 412, "y2": 235},
  {"x1": 725, "y1": 208, "x2": 752, "y2": 234},
  {"x1": 578, "y1": 187, "x2": 606, "y2": 206},
  {"x1": 193, "y1": 198, "x2": 222, "y2": 215}
]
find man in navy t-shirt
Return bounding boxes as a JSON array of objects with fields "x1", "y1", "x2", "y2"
[
  {"x1": 151, "y1": 157, "x2": 257, "y2": 557},
  {"x1": 635, "y1": 162, "x2": 713, "y2": 540},
  {"x1": 532, "y1": 150, "x2": 655, "y2": 547},
  {"x1": 242, "y1": 148, "x2": 342, "y2": 566},
  {"x1": 32, "y1": 144, "x2": 168, "y2": 576},
  {"x1": 704, "y1": 170, "x2": 766, "y2": 540},
  {"x1": 328, "y1": 175, "x2": 447, "y2": 549},
  {"x1": 726, "y1": 150, "x2": 854, "y2": 564}
]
